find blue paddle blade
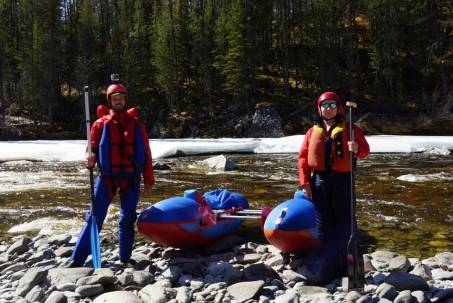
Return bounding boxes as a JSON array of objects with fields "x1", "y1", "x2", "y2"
[{"x1": 90, "y1": 215, "x2": 101, "y2": 268}]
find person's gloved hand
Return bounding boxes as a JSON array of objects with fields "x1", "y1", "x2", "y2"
[
  {"x1": 348, "y1": 141, "x2": 358, "y2": 154},
  {"x1": 301, "y1": 184, "x2": 312, "y2": 200},
  {"x1": 86, "y1": 154, "x2": 96, "y2": 169}
]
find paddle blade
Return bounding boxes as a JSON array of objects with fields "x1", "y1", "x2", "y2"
[
  {"x1": 345, "y1": 237, "x2": 364, "y2": 289},
  {"x1": 90, "y1": 215, "x2": 102, "y2": 269}
]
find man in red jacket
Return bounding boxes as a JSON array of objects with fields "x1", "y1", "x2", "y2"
[
  {"x1": 298, "y1": 91, "x2": 369, "y2": 283},
  {"x1": 69, "y1": 83, "x2": 155, "y2": 267}
]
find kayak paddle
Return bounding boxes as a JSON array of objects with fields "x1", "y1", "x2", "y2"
[
  {"x1": 84, "y1": 86, "x2": 101, "y2": 269},
  {"x1": 343, "y1": 100, "x2": 364, "y2": 289}
]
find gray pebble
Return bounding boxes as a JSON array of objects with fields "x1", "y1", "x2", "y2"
[
  {"x1": 356, "y1": 294, "x2": 373, "y2": 303},
  {"x1": 345, "y1": 290, "x2": 362, "y2": 302},
  {"x1": 376, "y1": 283, "x2": 398, "y2": 301},
  {"x1": 75, "y1": 284, "x2": 104, "y2": 298},
  {"x1": 44, "y1": 291, "x2": 68, "y2": 303},
  {"x1": 393, "y1": 289, "x2": 412, "y2": 303}
]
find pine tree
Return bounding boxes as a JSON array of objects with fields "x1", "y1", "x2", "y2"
[
  {"x1": 188, "y1": 0, "x2": 216, "y2": 116},
  {"x1": 16, "y1": 0, "x2": 38, "y2": 123},
  {"x1": 74, "y1": 0, "x2": 101, "y2": 88},
  {"x1": 153, "y1": 0, "x2": 189, "y2": 112},
  {"x1": 367, "y1": 0, "x2": 401, "y2": 102},
  {"x1": 0, "y1": 0, "x2": 20, "y2": 117},
  {"x1": 34, "y1": 0, "x2": 62, "y2": 129},
  {"x1": 213, "y1": 0, "x2": 250, "y2": 110},
  {"x1": 1, "y1": 0, "x2": 451, "y2": 137},
  {"x1": 123, "y1": 0, "x2": 155, "y2": 106},
  {"x1": 435, "y1": 0, "x2": 452, "y2": 99}
]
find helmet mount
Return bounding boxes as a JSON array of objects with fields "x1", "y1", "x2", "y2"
[
  {"x1": 106, "y1": 74, "x2": 128, "y2": 106},
  {"x1": 110, "y1": 73, "x2": 120, "y2": 83}
]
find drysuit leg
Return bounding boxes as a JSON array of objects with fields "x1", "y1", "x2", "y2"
[
  {"x1": 298, "y1": 171, "x2": 355, "y2": 284},
  {"x1": 307, "y1": 172, "x2": 338, "y2": 283},
  {"x1": 309, "y1": 172, "x2": 352, "y2": 282},
  {"x1": 70, "y1": 176, "x2": 113, "y2": 266},
  {"x1": 118, "y1": 178, "x2": 141, "y2": 262},
  {"x1": 331, "y1": 173, "x2": 353, "y2": 277}
]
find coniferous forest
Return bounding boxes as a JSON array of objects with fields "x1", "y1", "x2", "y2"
[{"x1": 0, "y1": 0, "x2": 451, "y2": 138}]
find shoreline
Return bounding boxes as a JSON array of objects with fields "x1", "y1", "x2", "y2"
[
  {"x1": 2, "y1": 110, "x2": 453, "y2": 141},
  {"x1": 0, "y1": 233, "x2": 452, "y2": 303}
]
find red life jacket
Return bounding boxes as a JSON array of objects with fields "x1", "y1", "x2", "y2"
[
  {"x1": 307, "y1": 122, "x2": 351, "y2": 172},
  {"x1": 98, "y1": 109, "x2": 146, "y2": 178}
]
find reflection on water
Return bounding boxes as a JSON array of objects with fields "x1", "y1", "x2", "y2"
[{"x1": 0, "y1": 153, "x2": 452, "y2": 258}]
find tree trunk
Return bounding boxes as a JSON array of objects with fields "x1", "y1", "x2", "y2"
[
  {"x1": 440, "y1": 61, "x2": 449, "y2": 97},
  {"x1": 0, "y1": 52, "x2": 4, "y2": 111},
  {"x1": 347, "y1": 0, "x2": 358, "y2": 99},
  {"x1": 200, "y1": 0, "x2": 213, "y2": 117},
  {"x1": 311, "y1": 0, "x2": 325, "y2": 89},
  {"x1": 168, "y1": 0, "x2": 181, "y2": 111},
  {"x1": 282, "y1": 0, "x2": 290, "y2": 97},
  {"x1": 31, "y1": 0, "x2": 38, "y2": 127}
]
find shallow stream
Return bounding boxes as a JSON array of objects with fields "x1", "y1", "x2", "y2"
[{"x1": 0, "y1": 153, "x2": 451, "y2": 258}]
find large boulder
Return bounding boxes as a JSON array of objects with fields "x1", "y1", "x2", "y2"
[
  {"x1": 15, "y1": 267, "x2": 49, "y2": 297},
  {"x1": 201, "y1": 155, "x2": 239, "y2": 171},
  {"x1": 384, "y1": 272, "x2": 429, "y2": 291},
  {"x1": 161, "y1": 113, "x2": 194, "y2": 138},
  {"x1": 388, "y1": 255, "x2": 411, "y2": 272},
  {"x1": 47, "y1": 268, "x2": 94, "y2": 288},
  {"x1": 138, "y1": 279, "x2": 173, "y2": 303},
  {"x1": 6, "y1": 236, "x2": 32, "y2": 255},
  {"x1": 44, "y1": 291, "x2": 68, "y2": 303},
  {"x1": 247, "y1": 106, "x2": 284, "y2": 138},
  {"x1": 434, "y1": 251, "x2": 453, "y2": 268},
  {"x1": 227, "y1": 280, "x2": 265, "y2": 302}
]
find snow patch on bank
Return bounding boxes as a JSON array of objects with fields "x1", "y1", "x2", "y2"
[
  {"x1": 1, "y1": 135, "x2": 453, "y2": 162},
  {"x1": 397, "y1": 172, "x2": 453, "y2": 182}
]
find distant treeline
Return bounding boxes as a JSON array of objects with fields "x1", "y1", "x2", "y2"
[{"x1": 0, "y1": 0, "x2": 451, "y2": 131}]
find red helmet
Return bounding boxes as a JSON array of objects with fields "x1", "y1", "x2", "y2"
[
  {"x1": 316, "y1": 91, "x2": 344, "y2": 117},
  {"x1": 106, "y1": 83, "x2": 128, "y2": 104}
]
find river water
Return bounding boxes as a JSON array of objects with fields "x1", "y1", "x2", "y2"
[{"x1": 0, "y1": 153, "x2": 451, "y2": 258}]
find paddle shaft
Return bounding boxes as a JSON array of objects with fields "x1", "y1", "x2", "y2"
[
  {"x1": 219, "y1": 214, "x2": 261, "y2": 219},
  {"x1": 84, "y1": 86, "x2": 96, "y2": 215},
  {"x1": 217, "y1": 208, "x2": 272, "y2": 226},
  {"x1": 346, "y1": 101, "x2": 359, "y2": 287},
  {"x1": 84, "y1": 86, "x2": 102, "y2": 268}
]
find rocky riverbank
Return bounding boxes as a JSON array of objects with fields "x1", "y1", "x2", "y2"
[
  {"x1": 3, "y1": 101, "x2": 453, "y2": 140},
  {"x1": 0, "y1": 233, "x2": 452, "y2": 303}
]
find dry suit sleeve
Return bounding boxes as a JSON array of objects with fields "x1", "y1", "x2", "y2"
[
  {"x1": 298, "y1": 128, "x2": 312, "y2": 187},
  {"x1": 354, "y1": 126, "x2": 370, "y2": 158},
  {"x1": 138, "y1": 121, "x2": 155, "y2": 186},
  {"x1": 86, "y1": 120, "x2": 104, "y2": 161}
]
